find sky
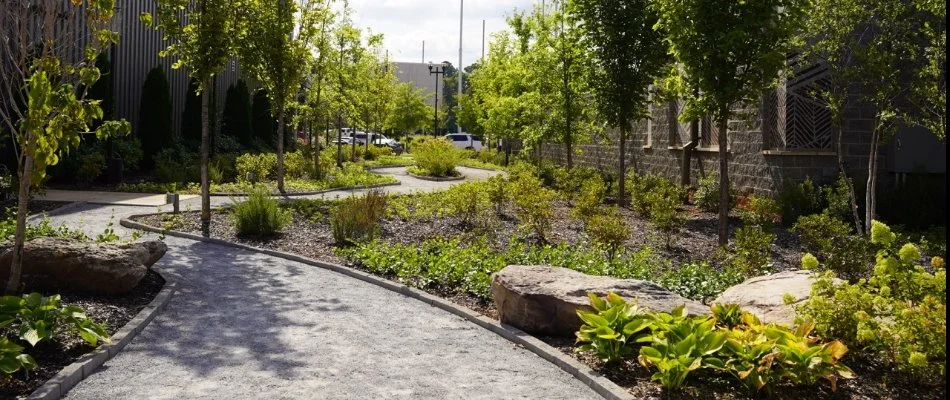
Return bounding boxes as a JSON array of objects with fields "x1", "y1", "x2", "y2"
[{"x1": 344, "y1": 0, "x2": 536, "y2": 67}]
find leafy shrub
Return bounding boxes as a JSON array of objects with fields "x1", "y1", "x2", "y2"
[
  {"x1": 485, "y1": 175, "x2": 509, "y2": 214},
  {"x1": 213, "y1": 153, "x2": 238, "y2": 183},
  {"x1": 364, "y1": 145, "x2": 394, "y2": 161},
  {"x1": 727, "y1": 225, "x2": 775, "y2": 276},
  {"x1": 638, "y1": 306, "x2": 727, "y2": 389},
  {"x1": 0, "y1": 293, "x2": 110, "y2": 347},
  {"x1": 236, "y1": 153, "x2": 277, "y2": 183},
  {"x1": 153, "y1": 146, "x2": 200, "y2": 183},
  {"x1": 0, "y1": 337, "x2": 37, "y2": 376},
  {"x1": 330, "y1": 190, "x2": 388, "y2": 245},
  {"x1": 510, "y1": 172, "x2": 557, "y2": 240},
  {"x1": 778, "y1": 177, "x2": 822, "y2": 225},
  {"x1": 113, "y1": 138, "x2": 144, "y2": 171},
  {"x1": 115, "y1": 181, "x2": 199, "y2": 194},
  {"x1": 658, "y1": 262, "x2": 744, "y2": 302},
  {"x1": 793, "y1": 213, "x2": 873, "y2": 280},
  {"x1": 576, "y1": 292, "x2": 651, "y2": 364},
  {"x1": 695, "y1": 173, "x2": 736, "y2": 212},
  {"x1": 76, "y1": 149, "x2": 107, "y2": 184},
  {"x1": 628, "y1": 173, "x2": 683, "y2": 215},
  {"x1": 283, "y1": 150, "x2": 309, "y2": 179},
  {"x1": 230, "y1": 185, "x2": 291, "y2": 236},
  {"x1": 571, "y1": 175, "x2": 607, "y2": 222},
  {"x1": 822, "y1": 174, "x2": 855, "y2": 222},
  {"x1": 2, "y1": 210, "x2": 89, "y2": 244},
  {"x1": 477, "y1": 148, "x2": 498, "y2": 165},
  {"x1": 413, "y1": 138, "x2": 462, "y2": 177},
  {"x1": 645, "y1": 190, "x2": 685, "y2": 249},
  {"x1": 585, "y1": 208, "x2": 630, "y2": 259},
  {"x1": 797, "y1": 221, "x2": 946, "y2": 381},
  {"x1": 738, "y1": 195, "x2": 780, "y2": 228},
  {"x1": 444, "y1": 181, "x2": 491, "y2": 226}
]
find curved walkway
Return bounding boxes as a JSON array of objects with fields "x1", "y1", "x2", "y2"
[{"x1": 44, "y1": 167, "x2": 600, "y2": 399}]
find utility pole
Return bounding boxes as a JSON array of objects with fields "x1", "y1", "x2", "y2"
[
  {"x1": 422, "y1": 40, "x2": 425, "y2": 64},
  {"x1": 457, "y1": 0, "x2": 463, "y2": 134},
  {"x1": 428, "y1": 63, "x2": 446, "y2": 136},
  {"x1": 481, "y1": 19, "x2": 485, "y2": 61}
]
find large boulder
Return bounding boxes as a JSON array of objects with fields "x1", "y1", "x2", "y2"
[
  {"x1": 0, "y1": 237, "x2": 167, "y2": 294},
  {"x1": 491, "y1": 265, "x2": 708, "y2": 337},
  {"x1": 712, "y1": 270, "x2": 825, "y2": 326}
]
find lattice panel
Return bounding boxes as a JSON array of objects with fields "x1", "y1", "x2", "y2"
[{"x1": 783, "y1": 63, "x2": 833, "y2": 150}]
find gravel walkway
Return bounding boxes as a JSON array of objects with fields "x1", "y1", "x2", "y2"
[{"x1": 42, "y1": 168, "x2": 600, "y2": 399}]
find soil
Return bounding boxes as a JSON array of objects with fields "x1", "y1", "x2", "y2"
[
  {"x1": 0, "y1": 270, "x2": 165, "y2": 399},
  {"x1": 0, "y1": 200, "x2": 73, "y2": 215},
  {"x1": 131, "y1": 200, "x2": 946, "y2": 399}
]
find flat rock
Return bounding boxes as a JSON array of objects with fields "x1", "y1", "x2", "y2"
[
  {"x1": 712, "y1": 270, "x2": 824, "y2": 326},
  {"x1": 491, "y1": 265, "x2": 708, "y2": 337},
  {"x1": 0, "y1": 237, "x2": 167, "y2": 294}
]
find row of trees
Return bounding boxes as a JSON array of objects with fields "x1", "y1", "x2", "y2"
[{"x1": 464, "y1": 0, "x2": 945, "y2": 245}]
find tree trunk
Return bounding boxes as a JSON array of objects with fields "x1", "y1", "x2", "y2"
[
  {"x1": 617, "y1": 122, "x2": 627, "y2": 207},
  {"x1": 5, "y1": 152, "x2": 33, "y2": 294},
  {"x1": 276, "y1": 108, "x2": 286, "y2": 194},
  {"x1": 717, "y1": 113, "x2": 729, "y2": 247},
  {"x1": 200, "y1": 79, "x2": 211, "y2": 237},
  {"x1": 336, "y1": 115, "x2": 344, "y2": 168},
  {"x1": 835, "y1": 124, "x2": 863, "y2": 234},
  {"x1": 864, "y1": 127, "x2": 880, "y2": 232},
  {"x1": 351, "y1": 125, "x2": 357, "y2": 161}
]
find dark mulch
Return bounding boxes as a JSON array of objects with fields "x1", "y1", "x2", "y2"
[
  {"x1": 131, "y1": 201, "x2": 946, "y2": 399},
  {"x1": 0, "y1": 270, "x2": 165, "y2": 399}
]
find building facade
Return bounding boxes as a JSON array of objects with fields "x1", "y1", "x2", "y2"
[{"x1": 393, "y1": 62, "x2": 438, "y2": 106}]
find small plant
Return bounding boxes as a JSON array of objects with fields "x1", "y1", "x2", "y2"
[
  {"x1": 695, "y1": 173, "x2": 736, "y2": 212},
  {"x1": 510, "y1": 173, "x2": 557, "y2": 240},
  {"x1": 443, "y1": 181, "x2": 491, "y2": 226},
  {"x1": 485, "y1": 175, "x2": 509, "y2": 214},
  {"x1": 585, "y1": 208, "x2": 630, "y2": 259},
  {"x1": 571, "y1": 176, "x2": 607, "y2": 222},
  {"x1": 230, "y1": 185, "x2": 291, "y2": 236},
  {"x1": 793, "y1": 213, "x2": 873, "y2": 279},
  {"x1": 728, "y1": 225, "x2": 775, "y2": 276},
  {"x1": 0, "y1": 338, "x2": 37, "y2": 376},
  {"x1": 711, "y1": 303, "x2": 744, "y2": 329},
  {"x1": 645, "y1": 190, "x2": 684, "y2": 249},
  {"x1": 638, "y1": 305, "x2": 728, "y2": 389},
  {"x1": 658, "y1": 262, "x2": 745, "y2": 302},
  {"x1": 235, "y1": 153, "x2": 277, "y2": 183},
  {"x1": 778, "y1": 176, "x2": 822, "y2": 224},
  {"x1": 330, "y1": 190, "x2": 388, "y2": 245},
  {"x1": 575, "y1": 292, "x2": 652, "y2": 364},
  {"x1": 738, "y1": 195, "x2": 781, "y2": 229},
  {"x1": 412, "y1": 138, "x2": 462, "y2": 177},
  {"x1": 0, "y1": 293, "x2": 111, "y2": 347}
]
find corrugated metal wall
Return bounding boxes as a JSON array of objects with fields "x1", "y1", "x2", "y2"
[{"x1": 113, "y1": 1, "x2": 242, "y2": 140}]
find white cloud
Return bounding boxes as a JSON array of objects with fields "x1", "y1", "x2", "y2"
[{"x1": 342, "y1": 0, "x2": 536, "y2": 67}]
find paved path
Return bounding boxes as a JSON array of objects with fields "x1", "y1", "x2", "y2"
[
  {"x1": 43, "y1": 167, "x2": 600, "y2": 399},
  {"x1": 37, "y1": 190, "x2": 200, "y2": 206}
]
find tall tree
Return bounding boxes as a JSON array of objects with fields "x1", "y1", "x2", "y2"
[
  {"x1": 241, "y1": 0, "x2": 312, "y2": 193},
  {"x1": 573, "y1": 0, "x2": 668, "y2": 207},
  {"x1": 654, "y1": 0, "x2": 803, "y2": 246},
  {"x1": 387, "y1": 82, "x2": 431, "y2": 140},
  {"x1": 139, "y1": 67, "x2": 176, "y2": 166},
  {"x1": 0, "y1": 1, "x2": 130, "y2": 293},
  {"x1": 143, "y1": 0, "x2": 246, "y2": 236},
  {"x1": 802, "y1": 0, "x2": 945, "y2": 233},
  {"x1": 298, "y1": 0, "x2": 337, "y2": 179}
]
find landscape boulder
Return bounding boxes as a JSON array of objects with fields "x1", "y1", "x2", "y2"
[
  {"x1": 0, "y1": 237, "x2": 167, "y2": 294},
  {"x1": 712, "y1": 270, "x2": 828, "y2": 326},
  {"x1": 491, "y1": 265, "x2": 708, "y2": 337}
]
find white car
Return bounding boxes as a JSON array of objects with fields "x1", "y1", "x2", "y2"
[{"x1": 444, "y1": 133, "x2": 483, "y2": 151}]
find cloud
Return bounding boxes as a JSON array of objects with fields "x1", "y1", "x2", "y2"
[{"x1": 343, "y1": 0, "x2": 535, "y2": 67}]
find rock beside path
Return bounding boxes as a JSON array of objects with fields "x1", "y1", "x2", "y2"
[
  {"x1": 0, "y1": 237, "x2": 167, "y2": 294},
  {"x1": 491, "y1": 265, "x2": 708, "y2": 337},
  {"x1": 712, "y1": 270, "x2": 824, "y2": 326}
]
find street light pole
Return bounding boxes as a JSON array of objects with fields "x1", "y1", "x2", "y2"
[
  {"x1": 458, "y1": 0, "x2": 463, "y2": 134},
  {"x1": 428, "y1": 63, "x2": 446, "y2": 136}
]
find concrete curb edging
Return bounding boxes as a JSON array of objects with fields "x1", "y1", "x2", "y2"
[
  {"x1": 27, "y1": 201, "x2": 90, "y2": 223},
  {"x1": 406, "y1": 172, "x2": 466, "y2": 182},
  {"x1": 119, "y1": 217, "x2": 631, "y2": 400},
  {"x1": 28, "y1": 273, "x2": 178, "y2": 400}
]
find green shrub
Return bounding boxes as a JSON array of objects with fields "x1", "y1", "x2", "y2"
[
  {"x1": 585, "y1": 208, "x2": 630, "y2": 259},
  {"x1": 778, "y1": 177, "x2": 822, "y2": 225},
  {"x1": 658, "y1": 262, "x2": 744, "y2": 302},
  {"x1": 793, "y1": 213, "x2": 873, "y2": 280},
  {"x1": 571, "y1": 176, "x2": 607, "y2": 222},
  {"x1": 477, "y1": 148, "x2": 498, "y2": 165},
  {"x1": 113, "y1": 138, "x2": 144, "y2": 171},
  {"x1": 738, "y1": 195, "x2": 780, "y2": 228},
  {"x1": 330, "y1": 190, "x2": 388, "y2": 245},
  {"x1": 76, "y1": 149, "x2": 106, "y2": 184},
  {"x1": 728, "y1": 225, "x2": 775, "y2": 276},
  {"x1": 822, "y1": 174, "x2": 854, "y2": 222},
  {"x1": 153, "y1": 146, "x2": 200, "y2": 183},
  {"x1": 0, "y1": 293, "x2": 110, "y2": 347},
  {"x1": 284, "y1": 150, "x2": 309, "y2": 179},
  {"x1": 645, "y1": 190, "x2": 685, "y2": 249},
  {"x1": 638, "y1": 306, "x2": 728, "y2": 389},
  {"x1": 413, "y1": 138, "x2": 462, "y2": 177},
  {"x1": 222, "y1": 80, "x2": 254, "y2": 147},
  {"x1": 798, "y1": 221, "x2": 946, "y2": 381},
  {"x1": 485, "y1": 175, "x2": 510, "y2": 214},
  {"x1": 364, "y1": 145, "x2": 394, "y2": 161},
  {"x1": 230, "y1": 185, "x2": 291, "y2": 236},
  {"x1": 213, "y1": 153, "x2": 239, "y2": 183},
  {"x1": 236, "y1": 153, "x2": 277, "y2": 183},
  {"x1": 510, "y1": 172, "x2": 557, "y2": 240},
  {"x1": 444, "y1": 181, "x2": 491, "y2": 226},
  {"x1": 628, "y1": 173, "x2": 683, "y2": 215},
  {"x1": 695, "y1": 173, "x2": 737, "y2": 213},
  {"x1": 0, "y1": 337, "x2": 38, "y2": 376},
  {"x1": 575, "y1": 292, "x2": 651, "y2": 364}
]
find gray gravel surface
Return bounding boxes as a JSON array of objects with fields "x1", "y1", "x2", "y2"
[{"x1": 45, "y1": 168, "x2": 600, "y2": 399}]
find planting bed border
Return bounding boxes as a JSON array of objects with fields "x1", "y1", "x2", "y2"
[
  {"x1": 406, "y1": 172, "x2": 466, "y2": 182},
  {"x1": 119, "y1": 214, "x2": 631, "y2": 400},
  {"x1": 27, "y1": 270, "x2": 178, "y2": 400},
  {"x1": 207, "y1": 181, "x2": 401, "y2": 197}
]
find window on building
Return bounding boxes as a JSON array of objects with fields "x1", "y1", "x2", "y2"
[
  {"x1": 668, "y1": 100, "x2": 720, "y2": 149},
  {"x1": 764, "y1": 61, "x2": 833, "y2": 151}
]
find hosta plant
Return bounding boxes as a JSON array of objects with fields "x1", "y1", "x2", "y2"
[
  {"x1": 0, "y1": 293, "x2": 110, "y2": 347},
  {"x1": 575, "y1": 292, "x2": 652, "y2": 364},
  {"x1": 0, "y1": 338, "x2": 37, "y2": 376},
  {"x1": 637, "y1": 306, "x2": 727, "y2": 389}
]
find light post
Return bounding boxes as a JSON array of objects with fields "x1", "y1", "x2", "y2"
[{"x1": 428, "y1": 62, "x2": 446, "y2": 136}]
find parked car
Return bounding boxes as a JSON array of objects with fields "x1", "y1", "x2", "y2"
[
  {"x1": 331, "y1": 136, "x2": 353, "y2": 145},
  {"x1": 370, "y1": 134, "x2": 405, "y2": 154},
  {"x1": 444, "y1": 133, "x2": 484, "y2": 151}
]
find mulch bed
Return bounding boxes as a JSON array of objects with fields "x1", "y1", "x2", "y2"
[
  {"x1": 131, "y1": 201, "x2": 945, "y2": 399},
  {"x1": 0, "y1": 270, "x2": 165, "y2": 398}
]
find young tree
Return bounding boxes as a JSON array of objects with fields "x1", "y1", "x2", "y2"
[
  {"x1": 241, "y1": 0, "x2": 312, "y2": 193},
  {"x1": 573, "y1": 0, "x2": 668, "y2": 207},
  {"x1": 802, "y1": 0, "x2": 945, "y2": 233},
  {"x1": 143, "y1": 0, "x2": 246, "y2": 236},
  {"x1": 654, "y1": 0, "x2": 802, "y2": 246},
  {"x1": 387, "y1": 82, "x2": 431, "y2": 140},
  {"x1": 0, "y1": 1, "x2": 130, "y2": 293},
  {"x1": 139, "y1": 67, "x2": 176, "y2": 166},
  {"x1": 297, "y1": 0, "x2": 337, "y2": 179}
]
